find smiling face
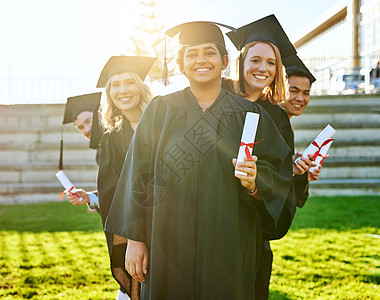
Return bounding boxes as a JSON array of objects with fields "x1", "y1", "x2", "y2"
[
  {"x1": 74, "y1": 111, "x2": 93, "y2": 140},
  {"x1": 243, "y1": 42, "x2": 276, "y2": 95},
  {"x1": 281, "y1": 75, "x2": 311, "y2": 118},
  {"x1": 179, "y1": 42, "x2": 228, "y2": 86},
  {"x1": 109, "y1": 72, "x2": 141, "y2": 115}
]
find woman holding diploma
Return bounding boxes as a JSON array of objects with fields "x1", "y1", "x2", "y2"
[
  {"x1": 96, "y1": 56, "x2": 155, "y2": 299},
  {"x1": 105, "y1": 21, "x2": 293, "y2": 299},
  {"x1": 227, "y1": 15, "x2": 314, "y2": 299}
]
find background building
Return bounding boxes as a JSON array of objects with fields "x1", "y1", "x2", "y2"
[{"x1": 293, "y1": 0, "x2": 380, "y2": 95}]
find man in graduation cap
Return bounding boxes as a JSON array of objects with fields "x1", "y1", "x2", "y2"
[
  {"x1": 281, "y1": 54, "x2": 321, "y2": 207},
  {"x1": 61, "y1": 92, "x2": 102, "y2": 210},
  {"x1": 105, "y1": 21, "x2": 293, "y2": 299}
]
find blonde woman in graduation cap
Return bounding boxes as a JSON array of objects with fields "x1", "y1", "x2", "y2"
[
  {"x1": 105, "y1": 21, "x2": 293, "y2": 299},
  {"x1": 93, "y1": 56, "x2": 156, "y2": 300}
]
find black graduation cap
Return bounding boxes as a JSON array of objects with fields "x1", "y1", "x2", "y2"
[
  {"x1": 165, "y1": 21, "x2": 236, "y2": 49},
  {"x1": 226, "y1": 14, "x2": 296, "y2": 59},
  {"x1": 63, "y1": 92, "x2": 102, "y2": 124},
  {"x1": 283, "y1": 54, "x2": 316, "y2": 84},
  {"x1": 59, "y1": 92, "x2": 102, "y2": 170},
  {"x1": 162, "y1": 21, "x2": 236, "y2": 85},
  {"x1": 96, "y1": 56, "x2": 157, "y2": 88}
]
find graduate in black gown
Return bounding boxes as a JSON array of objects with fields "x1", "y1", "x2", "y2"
[
  {"x1": 227, "y1": 17, "x2": 315, "y2": 299},
  {"x1": 105, "y1": 21, "x2": 293, "y2": 299},
  {"x1": 61, "y1": 92, "x2": 102, "y2": 211},
  {"x1": 281, "y1": 54, "x2": 320, "y2": 207},
  {"x1": 95, "y1": 56, "x2": 156, "y2": 299}
]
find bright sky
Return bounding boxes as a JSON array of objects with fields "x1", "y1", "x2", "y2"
[{"x1": 0, "y1": 0, "x2": 341, "y2": 103}]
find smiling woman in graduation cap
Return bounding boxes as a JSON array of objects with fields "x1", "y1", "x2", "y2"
[
  {"x1": 95, "y1": 55, "x2": 156, "y2": 299},
  {"x1": 104, "y1": 21, "x2": 293, "y2": 299},
  {"x1": 227, "y1": 15, "x2": 316, "y2": 300}
]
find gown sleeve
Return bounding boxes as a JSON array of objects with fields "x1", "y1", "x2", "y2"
[
  {"x1": 244, "y1": 104, "x2": 294, "y2": 239},
  {"x1": 104, "y1": 97, "x2": 162, "y2": 243},
  {"x1": 294, "y1": 172, "x2": 309, "y2": 207}
]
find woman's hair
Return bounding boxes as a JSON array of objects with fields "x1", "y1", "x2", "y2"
[
  {"x1": 100, "y1": 72, "x2": 152, "y2": 132},
  {"x1": 176, "y1": 43, "x2": 228, "y2": 69},
  {"x1": 234, "y1": 41, "x2": 287, "y2": 104}
]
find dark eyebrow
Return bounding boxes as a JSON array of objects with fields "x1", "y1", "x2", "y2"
[
  {"x1": 203, "y1": 46, "x2": 217, "y2": 51},
  {"x1": 289, "y1": 86, "x2": 310, "y2": 93},
  {"x1": 186, "y1": 46, "x2": 217, "y2": 53}
]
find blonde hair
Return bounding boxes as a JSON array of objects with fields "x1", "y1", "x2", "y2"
[
  {"x1": 234, "y1": 41, "x2": 286, "y2": 105},
  {"x1": 100, "y1": 72, "x2": 152, "y2": 132}
]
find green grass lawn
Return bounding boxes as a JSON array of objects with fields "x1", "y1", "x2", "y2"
[{"x1": 0, "y1": 196, "x2": 379, "y2": 299}]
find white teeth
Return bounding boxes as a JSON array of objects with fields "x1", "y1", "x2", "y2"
[
  {"x1": 293, "y1": 104, "x2": 302, "y2": 108},
  {"x1": 254, "y1": 75, "x2": 266, "y2": 80},
  {"x1": 196, "y1": 68, "x2": 210, "y2": 72},
  {"x1": 119, "y1": 97, "x2": 131, "y2": 102}
]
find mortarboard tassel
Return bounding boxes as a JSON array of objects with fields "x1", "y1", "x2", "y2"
[
  {"x1": 162, "y1": 35, "x2": 170, "y2": 86},
  {"x1": 238, "y1": 52, "x2": 246, "y2": 95}
]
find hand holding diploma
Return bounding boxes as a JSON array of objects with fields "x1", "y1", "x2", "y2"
[
  {"x1": 308, "y1": 165, "x2": 322, "y2": 181},
  {"x1": 56, "y1": 170, "x2": 83, "y2": 201},
  {"x1": 292, "y1": 152, "x2": 314, "y2": 175},
  {"x1": 309, "y1": 139, "x2": 333, "y2": 173},
  {"x1": 233, "y1": 112, "x2": 262, "y2": 198},
  {"x1": 233, "y1": 156, "x2": 258, "y2": 194},
  {"x1": 66, "y1": 188, "x2": 90, "y2": 205},
  {"x1": 295, "y1": 124, "x2": 336, "y2": 165}
]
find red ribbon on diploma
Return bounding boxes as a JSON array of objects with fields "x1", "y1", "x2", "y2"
[
  {"x1": 314, "y1": 153, "x2": 329, "y2": 166},
  {"x1": 59, "y1": 186, "x2": 81, "y2": 201},
  {"x1": 312, "y1": 139, "x2": 334, "y2": 161},
  {"x1": 240, "y1": 138, "x2": 264, "y2": 160}
]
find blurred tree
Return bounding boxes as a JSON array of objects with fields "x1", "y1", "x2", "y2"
[{"x1": 128, "y1": 0, "x2": 176, "y2": 82}]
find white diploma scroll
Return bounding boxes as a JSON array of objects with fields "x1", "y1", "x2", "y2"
[
  {"x1": 295, "y1": 124, "x2": 336, "y2": 165},
  {"x1": 309, "y1": 139, "x2": 333, "y2": 173},
  {"x1": 55, "y1": 170, "x2": 83, "y2": 201},
  {"x1": 235, "y1": 112, "x2": 260, "y2": 176}
]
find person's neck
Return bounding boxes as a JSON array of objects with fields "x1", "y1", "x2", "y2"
[
  {"x1": 245, "y1": 87, "x2": 263, "y2": 103},
  {"x1": 122, "y1": 108, "x2": 142, "y2": 131},
  {"x1": 190, "y1": 80, "x2": 221, "y2": 106}
]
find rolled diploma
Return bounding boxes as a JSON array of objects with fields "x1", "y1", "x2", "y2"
[
  {"x1": 235, "y1": 112, "x2": 260, "y2": 176},
  {"x1": 55, "y1": 170, "x2": 83, "y2": 201},
  {"x1": 295, "y1": 124, "x2": 336, "y2": 164},
  {"x1": 309, "y1": 139, "x2": 333, "y2": 173}
]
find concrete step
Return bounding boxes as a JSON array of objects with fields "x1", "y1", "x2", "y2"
[
  {"x1": 304, "y1": 94, "x2": 380, "y2": 113},
  {"x1": 0, "y1": 182, "x2": 97, "y2": 204},
  {"x1": 0, "y1": 127, "x2": 88, "y2": 146},
  {"x1": 0, "y1": 143, "x2": 97, "y2": 163},
  {"x1": 0, "y1": 162, "x2": 98, "y2": 184},
  {"x1": 293, "y1": 128, "x2": 380, "y2": 144},
  {"x1": 309, "y1": 178, "x2": 380, "y2": 196},
  {"x1": 0, "y1": 104, "x2": 64, "y2": 130},
  {"x1": 317, "y1": 166, "x2": 380, "y2": 179},
  {"x1": 291, "y1": 112, "x2": 380, "y2": 129},
  {"x1": 294, "y1": 143, "x2": 380, "y2": 158}
]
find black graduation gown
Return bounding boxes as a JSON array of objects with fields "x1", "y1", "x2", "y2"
[
  {"x1": 254, "y1": 98, "x2": 309, "y2": 300},
  {"x1": 105, "y1": 88, "x2": 292, "y2": 300},
  {"x1": 256, "y1": 98, "x2": 297, "y2": 238},
  {"x1": 97, "y1": 119, "x2": 139, "y2": 298}
]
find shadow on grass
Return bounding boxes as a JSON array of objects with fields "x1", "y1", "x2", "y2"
[
  {"x1": 269, "y1": 289, "x2": 291, "y2": 300},
  {"x1": 291, "y1": 195, "x2": 380, "y2": 231},
  {"x1": 1, "y1": 196, "x2": 379, "y2": 233},
  {"x1": 0, "y1": 201, "x2": 102, "y2": 233}
]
